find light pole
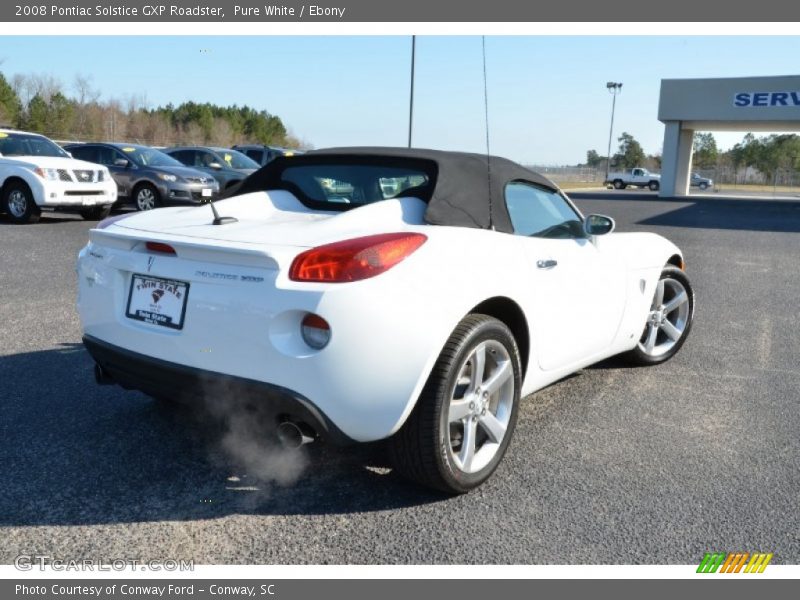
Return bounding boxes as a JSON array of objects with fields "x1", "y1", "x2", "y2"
[{"x1": 605, "y1": 82, "x2": 622, "y2": 182}]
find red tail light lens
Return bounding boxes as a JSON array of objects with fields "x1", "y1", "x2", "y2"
[
  {"x1": 289, "y1": 233, "x2": 427, "y2": 283},
  {"x1": 145, "y1": 241, "x2": 177, "y2": 255}
]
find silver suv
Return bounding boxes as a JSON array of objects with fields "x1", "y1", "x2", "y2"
[{"x1": 65, "y1": 143, "x2": 219, "y2": 211}]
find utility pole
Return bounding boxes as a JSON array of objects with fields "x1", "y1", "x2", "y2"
[{"x1": 408, "y1": 35, "x2": 416, "y2": 148}]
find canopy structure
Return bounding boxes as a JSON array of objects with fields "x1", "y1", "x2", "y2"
[{"x1": 658, "y1": 75, "x2": 800, "y2": 196}]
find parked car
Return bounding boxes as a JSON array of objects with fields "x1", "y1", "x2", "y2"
[
  {"x1": 232, "y1": 144, "x2": 302, "y2": 167},
  {"x1": 605, "y1": 167, "x2": 661, "y2": 191},
  {"x1": 64, "y1": 143, "x2": 219, "y2": 211},
  {"x1": 164, "y1": 146, "x2": 258, "y2": 190},
  {"x1": 78, "y1": 147, "x2": 694, "y2": 493},
  {"x1": 0, "y1": 128, "x2": 116, "y2": 223},
  {"x1": 690, "y1": 172, "x2": 713, "y2": 190}
]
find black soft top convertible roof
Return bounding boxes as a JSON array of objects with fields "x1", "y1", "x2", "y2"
[{"x1": 232, "y1": 146, "x2": 560, "y2": 234}]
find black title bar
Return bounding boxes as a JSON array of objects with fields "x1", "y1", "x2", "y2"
[{"x1": 3, "y1": 0, "x2": 800, "y2": 22}]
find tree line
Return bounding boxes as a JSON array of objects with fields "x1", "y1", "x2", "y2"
[
  {"x1": 0, "y1": 71, "x2": 307, "y2": 149},
  {"x1": 585, "y1": 131, "x2": 800, "y2": 180}
]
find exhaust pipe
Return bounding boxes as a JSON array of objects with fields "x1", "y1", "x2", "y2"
[
  {"x1": 277, "y1": 421, "x2": 315, "y2": 449},
  {"x1": 94, "y1": 363, "x2": 115, "y2": 386}
]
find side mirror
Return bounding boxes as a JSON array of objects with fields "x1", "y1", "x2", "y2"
[
  {"x1": 114, "y1": 158, "x2": 130, "y2": 167},
  {"x1": 208, "y1": 162, "x2": 223, "y2": 170},
  {"x1": 584, "y1": 214, "x2": 615, "y2": 237}
]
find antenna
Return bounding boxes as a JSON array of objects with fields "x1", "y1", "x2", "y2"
[
  {"x1": 209, "y1": 199, "x2": 237, "y2": 225},
  {"x1": 481, "y1": 36, "x2": 494, "y2": 230}
]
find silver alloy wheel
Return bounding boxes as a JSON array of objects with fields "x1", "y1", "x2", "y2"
[
  {"x1": 639, "y1": 277, "x2": 690, "y2": 357},
  {"x1": 136, "y1": 187, "x2": 156, "y2": 210},
  {"x1": 447, "y1": 340, "x2": 515, "y2": 474},
  {"x1": 7, "y1": 189, "x2": 28, "y2": 217}
]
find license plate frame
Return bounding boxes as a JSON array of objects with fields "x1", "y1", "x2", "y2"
[{"x1": 125, "y1": 274, "x2": 190, "y2": 330}]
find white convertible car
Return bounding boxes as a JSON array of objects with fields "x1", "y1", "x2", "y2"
[{"x1": 77, "y1": 148, "x2": 694, "y2": 493}]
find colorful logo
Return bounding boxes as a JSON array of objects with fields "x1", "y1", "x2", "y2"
[{"x1": 697, "y1": 552, "x2": 773, "y2": 573}]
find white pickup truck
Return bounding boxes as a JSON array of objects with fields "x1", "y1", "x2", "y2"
[
  {"x1": 0, "y1": 128, "x2": 117, "y2": 224},
  {"x1": 605, "y1": 167, "x2": 661, "y2": 191}
]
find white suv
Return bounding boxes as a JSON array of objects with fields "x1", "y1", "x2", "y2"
[{"x1": 0, "y1": 129, "x2": 117, "y2": 224}]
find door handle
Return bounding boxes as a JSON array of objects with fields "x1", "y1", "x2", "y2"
[{"x1": 536, "y1": 259, "x2": 558, "y2": 269}]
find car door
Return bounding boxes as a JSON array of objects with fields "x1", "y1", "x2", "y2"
[
  {"x1": 243, "y1": 148, "x2": 264, "y2": 165},
  {"x1": 67, "y1": 145, "x2": 98, "y2": 170},
  {"x1": 96, "y1": 146, "x2": 134, "y2": 197},
  {"x1": 505, "y1": 182, "x2": 627, "y2": 371}
]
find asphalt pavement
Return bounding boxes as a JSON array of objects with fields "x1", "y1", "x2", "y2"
[{"x1": 1, "y1": 191, "x2": 798, "y2": 564}]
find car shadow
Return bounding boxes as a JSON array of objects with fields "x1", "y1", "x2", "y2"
[
  {"x1": 0, "y1": 344, "x2": 448, "y2": 528},
  {"x1": 569, "y1": 191, "x2": 800, "y2": 233},
  {"x1": 0, "y1": 214, "x2": 83, "y2": 225}
]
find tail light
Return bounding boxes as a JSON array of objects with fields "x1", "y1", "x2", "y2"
[
  {"x1": 289, "y1": 233, "x2": 427, "y2": 283},
  {"x1": 145, "y1": 241, "x2": 177, "y2": 255}
]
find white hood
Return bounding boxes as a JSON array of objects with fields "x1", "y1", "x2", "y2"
[{"x1": 0, "y1": 155, "x2": 105, "y2": 171}]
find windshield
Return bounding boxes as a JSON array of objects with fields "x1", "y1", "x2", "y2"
[
  {"x1": 119, "y1": 146, "x2": 184, "y2": 168},
  {"x1": 0, "y1": 132, "x2": 70, "y2": 158},
  {"x1": 280, "y1": 163, "x2": 433, "y2": 208},
  {"x1": 215, "y1": 149, "x2": 259, "y2": 170},
  {"x1": 235, "y1": 157, "x2": 437, "y2": 211}
]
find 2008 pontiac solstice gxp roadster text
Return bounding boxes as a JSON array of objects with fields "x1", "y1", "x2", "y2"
[{"x1": 77, "y1": 148, "x2": 695, "y2": 493}]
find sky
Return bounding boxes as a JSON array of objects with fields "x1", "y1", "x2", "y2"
[{"x1": 1, "y1": 35, "x2": 799, "y2": 165}]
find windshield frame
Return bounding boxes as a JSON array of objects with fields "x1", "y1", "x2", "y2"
[
  {"x1": 0, "y1": 132, "x2": 71, "y2": 159},
  {"x1": 115, "y1": 145, "x2": 184, "y2": 168},
  {"x1": 212, "y1": 148, "x2": 260, "y2": 170}
]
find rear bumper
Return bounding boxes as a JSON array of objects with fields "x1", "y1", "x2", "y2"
[{"x1": 82, "y1": 334, "x2": 352, "y2": 445}]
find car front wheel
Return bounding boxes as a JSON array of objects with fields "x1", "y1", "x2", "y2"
[
  {"x1": 626, "y1": 266, "x2": 694, "y2": 365},
  {"x1": 389, "y1": 314, "x2": 522, "y2": 494},
  {"x1": 649, "y1": 180, "x2": 660, "y2": 191},
  {"x1": 134, "y1": 184, "x2": 160, "y2": 211},
  {"x1": 2, "y1": 182, "x2": 41, "y2": 224}
]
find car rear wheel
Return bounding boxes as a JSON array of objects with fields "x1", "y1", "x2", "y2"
[
  {"x1": 626, "y1": 266, "x2": 694, "y2": 365},
  {"x1": 613, "y1": 179, "x2": 625, "y2": 190},
  {"x1": 649, "y1": 180, "x2": 660, "y2": 191},
  {"x1": 2, "y1": 182, "x2": 41, "y2": 224},
  {"x1": 388, "y1": 314, "x2": 521, "y2": 494},
  {"x1": 80, "y1": 206, "x2": 112, "y2": 220},
  {"x1": 134, "y1": 183, "x2": 160, "y2": 211}
]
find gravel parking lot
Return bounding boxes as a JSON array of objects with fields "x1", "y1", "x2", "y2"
[{"x1": 1, "y1": 191, "x2": 798, "y2": 564}]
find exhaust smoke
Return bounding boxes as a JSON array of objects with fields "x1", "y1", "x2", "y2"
[{"x1": 193, "y1": 376, "x2": 311, "y2": 493}]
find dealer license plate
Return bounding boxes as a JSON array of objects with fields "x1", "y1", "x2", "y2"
[
  {"x1": 201, "y1": 188, "x2": 212, "y2": 197},
  {"x1": 125, "y1": 274, "x2": 190, "y2": 330}
]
